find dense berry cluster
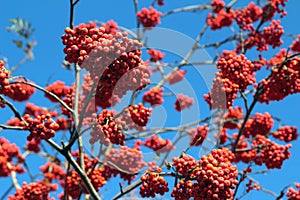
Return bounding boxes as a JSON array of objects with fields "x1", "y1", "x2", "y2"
[
  {"x1": 286, "y1": 183, "x2": 300, "y2": 200},
  {"x1": 172, "y1": 154, "x2": 198, "y2": 177},
  {"x1": 40, "y1": 162, "x2": 66, "y2": 181},
  {"x1": 4, "y1": 80, "x2": 36, "y2": 102},
  {"x1": 147, "y1": 49, "x2": 165, "y2": 62},
  {"x1": 128, "y1": 103, "x2": 152, "y2": 127},
  {"x1": 188, "y1": 125, "x2": 209, "y2": 146},
  {"x1": 0, "y1": 138, "x2": 24, "y2": 177},
  {"x1": 205, "y1": 51, "x2": 256, "y2": 109},
  {"x1": 62, "y1": 22, "x2": 150, "y2": 108},
  {"x1": 141, "y1": 134, "x2": 175, "y2": 153},
  {"x1": 104, "y1": 146, "x2": 146, "y2": 183},
  {"x1": 262, "y1": 20, "x2": 284, "y2": 49},
  {"x1": 63, "y1": 152, "x2": 106, "y2": 199},
  {"x1": 21, "y1": 113, "x2": 60, "y2": 141},
  {"x1": 258, "y1": 49, "x2": 300, "y2": 103},
  {"x1": 101, "y1": 20, "x2": 119, "y2": 34},
  {"x1": 25, "y1": 138, "x2": 41, "y2": 153},
  {"x1": 167, "y1": 70, "x2": 186, "y2": 85},
  {"x1": 45, "y1": 81, "x2": 72, "y2": 102},
  {"x1": 211, "y1": 0, "x2": 225, "y2": 13},
  {"x1": 9, "y1": 181, "x2": 57, "y2": 200},
  {"x1": 174, "y1": 94, "x2": 194, "y2": 111},
  {"x1": 140, "y1": 172, "x2": 169, "y2": 197},
  {"x1": 143, "y1": 87, "x2": 164, "y2": 106},
  {"x1": 273, "y1": 126, "x2": 299, "y2": 142},
  {"x1": 206, "y1": 9, "x2": 235, "y2": 30},
  {"x1": 243, "y1": 112, "x2": 274, "y2": 138},
  {"x1": 223, "y1": 106, "x2": 243, "y2": 129},
  {"x1": 137, "y1": 7, "x2": 162, "y2": 29},
  {"x1": 0, "y1": 60, "x2": 9, "y2": 95},
  {"x1": 204, "y1": 76, "x2": 239, "y2": 109},
  {"x1": 90, "y1": 110, "x2": 124, "y2": 145},
  {"x1": 171, "y1": 148, "x2": 238, "y2": 199},
  {"x1": 235, "y1": 2, "x2": 262, "y2": 31}
]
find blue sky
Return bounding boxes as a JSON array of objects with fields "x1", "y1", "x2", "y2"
[{"x1": 1, "y1": 0, "x2": 300, "y2": 199}]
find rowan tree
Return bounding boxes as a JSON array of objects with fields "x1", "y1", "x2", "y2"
[{"x1": 0, "y1": 0, "x2": 300, "y2": 199}]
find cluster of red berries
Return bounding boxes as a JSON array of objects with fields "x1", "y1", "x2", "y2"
[
  {"x1": 167, "y1": 70, "x2": 186, "y2": 85},
  {"x1": 45, "y1": 81, "x2": 72, "y2": 102},
  {"x1": 137, "y1": 7, "x2": 162, "y2": 29},
  {"x1": 290, "y1": 35, "x2": 300, "y2": 52},
  {"x1": 211, "y1": 0, "x2": 225, "y2": 13},
  {"x1": 4, "y1": 80, "x2": 36, "y2": 102},
  {"x1": 234, "y1": 2, "x2": 262, "y2": 31},
  {"x1": 40, "y1": 162, "x2": 66, "y2": 182},
  {"x1": 9, "y1": 181, "x2": 57, "y2": 200},
  {"x1": 143, "y1": 87, "x2": 164, "y2": 106},
  {"x1": 104, "y1": 146, "x2": 146, "y2": 183},
  {"x1": 0, "y1": 60, "x2": 9, "y2": 95},
  {"x1": 214, "y1": 128, "x2": 229, "y2": 145},
  {"x1": 90, "y1": 109, "x2": 124, "y2": 145},
  {"x1": 286, "y1": 183, "x2": 300, "y2": 199},
  {"x1": 140, "y1": 134, "x2": 175, "y2": 153},
  {"x1": 101, "y1": 20, "x2": 119, "y2": 35},
  {"x1": 206, "y1": 9, "x2": 235, "y2": 30},
  {"x1": 205, "y1": 51, "x2": 256, "y2": 109},
  {"x1": 0, "y1": 137, "x2": 24, "y2": 177},
  {"x1": 223, "y1": 106, "x2": 243, "y2": 129},
  {"x1": 146, "y1": 161, "x2": 162, "y2": 173},
  {"x1": 147, "y1": 49, "x2": 165, "y2": 62},
  {"x1": 243, "y1": 112, "x2": 274, "y2": 138},
  {"x1": 272, "y1": 126, "x2": 299, "y2": 142},
  {"x1": 174, "y1": 94, "x2": 194, "y2": 111},
  {"x1": 128, "y1": 103, "x2": 152, "y2": 127},
  {"x1": 62, "y1": 22, "x2": 150, "y2": 108},
  {"x1": 171, "y1": 148, "x2": 238, "y2": 199},
  {"x1": 25, "y1": 138, "x2": 41, "y2": 153},
  {"x1": 204, "y1": 75, "x2": 239, "y2": 109},
  {"x1": 21, "y1": 113, "x2": 60, "y2": 141},
  {"x1": 172, "y1": 154, "x2": 198, "y2": 177},
  {"x1": 139, "y1": 172, "x2": 169, "y2": 197},
  {"x1": 258, "y1": 49, "x2": 300, "y2": 103},
  {"x1": 63, "y1": 152, "x2": 106, "y2": 199},
  {"x1": 188, "y1": 125, "x2": 209, "y2": 146}
]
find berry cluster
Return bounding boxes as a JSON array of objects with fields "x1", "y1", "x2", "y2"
[
  {"x1": 63, "y1": 152, "x2": 106, "y2": 199},
  {"x1": 0, "y1": 137, "x2": 24, "y2": 177},
  {"x1": 141, "y1": 134, "x2": 175, "y2": 153},
  {"x1": 223, "y1": 106, "x2": 243, "y2": 129},
  {"x1": 128, "y1": 103, "x2": 152, "y2": 127},
  {"x1": 290, "y1": 35, "x2": 300, "y2": 52},
  {"x1": 62, "y1": 22, "x2": 150, "y2": 108},
  {"x1": 273, "y1": 126, "x2": 299, "y2": 142},
  {"x1": 235, "y1": 2, "x2": 262, "y2": 31},
  {"x1": 258, "y1": 49, "x2": 300, "y2": 103},
  {"x1": 9, "y1": 181, "x2": 57, "y2": 200},
  {"x1": 104, "y1": 146, "x2": 146, "y2": 183},
  {"x1": 214, "y1": 128, "x2": 229, "y2": 145},
  {"x1": 137, "y1": 7, "x2": 162, "y2": 29},
  {"x1": 206, "y1": 9, "x2": 235, "y2": 30},
  {"x1": 25, "y1": 138, "x2": 41, "y2": 153},
  {"x1": 286, "y1": 183, "x2": 300, "y2": 200},
  {"x1": 174, "y1": 94, "x2": 194, "y2": 111},
  {"x1": 45, "y1": 81, "x2": 72, "y2": 102},
  {"x1": 243, "y1": 112, "x2": 274, "y2": 138},
  {"x1": 188, "y1": 125, "x2": 209, "y2": 146},
  {"x1": 4, "y1": 80, "x2": 36, "y2": 102},
  {"x1": 143, "y1": 87, "x2": 164, "y2": 106},
  {"x1": 245, "y1": 180, "x2": 260, "y2": 193},
  {"x1": 21, "y1": 113, "x2": 60, "y2": 141},
  {"x1": 211, "y1": 0, "x2": 225, "y2": 13},
  {"x1": 147, "y1": 49, "x2": 165, "y2": 62},
  {"x1": 139, "y1": 172, "x2": 169, "y2": 197},
  {"x1": 40, "y1": 162, "x2": 66, "y2": 182},
  {"x1": 90, "y1": 110, "x2": 124, "y2": 145},
  {"x1": 0, "y1": 60, "x2": 9, "y2": 95},
  {"x1": 171, "y1": 148, "x2": 238, "y2": 199},
  {"x1": 167, "y1": 70, "x2": 186, "y2": 85},
  {"x1": 172, "y1": 154, "x2": 198, "y2": 177},
  {"x1": 205, "y1": 51, "x2": 256, "y2": 109}
]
